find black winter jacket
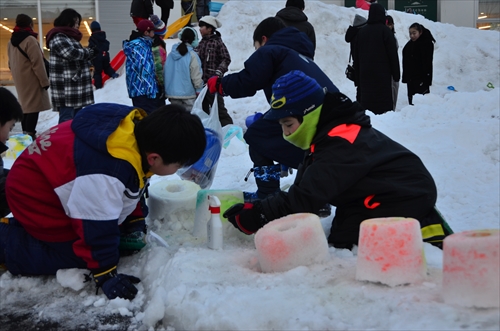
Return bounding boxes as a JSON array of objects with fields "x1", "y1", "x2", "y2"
[
  {"x1": 354, "y1": 3, "x2": 400, "y2": 114},
  {"x1": 130, "y1": 0, "x2": 154, "y2": 18},
  {"x1": 402, "y1": 28, "x2": 435, "y2": 86},
  {"x1": 89, "y1": 31, "x2": 110, "y2": 53},
  {"x1": 276, "y1": 7, "x2": 316, "y2": 52},
  {"x1": 0, "y1": 142, "x2": 10, "y2": 217},
  {"x1": 259, "y1": 92, "x2": 437, "y2": 246}
]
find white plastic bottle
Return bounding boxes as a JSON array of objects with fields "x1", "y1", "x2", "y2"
[{"x1": 207, "y1": 195, "x2": 223, "y2": 250}]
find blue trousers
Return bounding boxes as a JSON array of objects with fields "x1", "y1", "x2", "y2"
[{"x1": 0, "y1": 218, "x2": 86, "y2": 275}]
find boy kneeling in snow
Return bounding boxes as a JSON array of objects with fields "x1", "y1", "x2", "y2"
[
  {"x1": 224, "y1": 70, "x2": 452, "y2": 249},
  {"x1": 0, "y1": 103, "x2": 206, "y2": 300}
]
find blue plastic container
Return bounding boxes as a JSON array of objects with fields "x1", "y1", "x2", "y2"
[
  {"x1": 209, "y1": 2, "x2": 224, "y2": 12},
  {"x1": 245, "y1": 112, "x2": 263, "y2": 128}
]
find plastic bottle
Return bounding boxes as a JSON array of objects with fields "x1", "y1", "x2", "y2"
[{"x1": 207, "y1": 195, "x2": 223, "y2": 250}]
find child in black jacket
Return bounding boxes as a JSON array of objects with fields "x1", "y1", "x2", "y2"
[
  {"x1": 224, "y1": 71, "x2": 452, "y2": 249},
  {"x1": 88, "y1": 21, "x2": 118, "y2": 89},
  {"x1": 402, "y1": 23, "x2": 435, "y2": 105}
]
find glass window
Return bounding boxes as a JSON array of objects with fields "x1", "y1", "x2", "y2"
[
  {"x1": 477, "y1": 0, "x2": 500, "y2": 31},
  {"x1": 0, "y1": 1, "x2": 95, "y2": 83}
]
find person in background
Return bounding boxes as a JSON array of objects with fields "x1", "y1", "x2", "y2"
[
  {"x1": 165, "y1": 26, "x2": 203, "y2": 112},
  {"x1": 385, "y1": 15, "x2": 399, "y2": 110},
  {"x1": 0, "y1": 88, "x2": 24, "y2": 218},
  {"x1": 181, "y1": 0, "x2": 195, "y2": 20},
  {"x1": 354, "y1": 3, "x2": 399, "y2": 114},
  {"x1": 123, "y1": 19, "x2": 159, "y2": 114},
  {"x1": 223, "y1": 70, "x2": 452, "y2": 250},
  {"x1": 402, "y1": 22, "x2": 435, "y2": 106},
  {"x1": 206, "y1": 17, "x2": 338, "y2": 203},
  {"x1": 276, "y1": 0, "x2": 316, "y2": 53},
  {"x1": 46, "y1": 8, "x2": 95, "y2": 124},
  {"x1": 150, "y1": 15, "x2": 168, "y2": 108},
  {"x1": 88, "y1": 21, "x2": 119, "y2": 90},
  {"x1": 155, "y1": 0, "x2": 174, "y2": 27},
  {"x1": 344, "y1": 14, "x2": 367, "y2": 102},
  {"x1": 196, "y1": 0, "x2": 210, "y2": 22},
  {"x1": 1, "y1": 103, "x2": 206, "y2": 300},
  {"x1": 356, "y1": 0, "x2": 376, "y2": 10},
  {"x1": 196, "y1": 15, "x2": 233, "y2": 126},
  {"x1": 7, "y1": 14, "x2": 51, "y2": 140},
  {"x1": 130, "y1": 0, "x2": 154, "y2": 27}
]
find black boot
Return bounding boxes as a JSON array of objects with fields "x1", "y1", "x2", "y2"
[{"x1": 243, "y1": 165, "x2": 281, "y2": 202}]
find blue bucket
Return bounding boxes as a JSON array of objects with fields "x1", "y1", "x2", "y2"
[
  {"x1": 209, "y1": 2, "x2": 224, "y2": 12},
  {"x1": 245, "y1": 112, "x2": 263, "y2": 128}
]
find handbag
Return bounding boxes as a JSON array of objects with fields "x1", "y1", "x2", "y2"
[
  {"x1": 345, "y1": 52, "x2": 355, "y2": 82},
  {"x1": 176, "y1": 86, "x2": 223, "y2": 189}
]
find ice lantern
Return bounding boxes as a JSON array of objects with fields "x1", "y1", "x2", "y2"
[{"x1": 442, "y1": 229, "x2": 500, "y2": 308}]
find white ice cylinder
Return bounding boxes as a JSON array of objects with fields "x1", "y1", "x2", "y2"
[
  {"x1": 356, "y1": 217, "x2": 426, "y2": 287},
  {"x1": 147, "y1": 180, "x2": 200, "y2": 231},
  {"x1": 254, "y1": 213, "x2": 330, "y2": 273},
  {"x1": 442, "y1": 229, "x2": 500, "y2": 308}
]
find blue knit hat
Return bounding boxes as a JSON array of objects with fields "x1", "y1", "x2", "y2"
[
  {"x1": 265, "y1": 70, "x2": 325, "y2": 120},
  {"x1": 90, "y1": 21, "x2": 101, "y2": 31}
]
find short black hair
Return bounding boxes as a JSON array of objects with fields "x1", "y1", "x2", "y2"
[
  {"x1": 286, "y1": 0, "x2": 305, "y2": 9},
  {"x1": 134, "y1": 104, "x2": 206, "y2": 168},
  {"x1": 253, "y1": 17, "x2": 286, "y2": 43},
  {"x1": 0, "y1": 88, "x2": 23, "y2": 126},
  {"x1": 54, "y1": 8, "x2": 82, "y2": 28}
]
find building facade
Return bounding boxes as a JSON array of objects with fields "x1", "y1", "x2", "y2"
[{"x1": 0, "y1": 0, "x2": 498, "y2": 84}]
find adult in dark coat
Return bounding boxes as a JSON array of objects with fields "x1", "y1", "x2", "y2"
[
  {"x1": 130, "y1": 0, "x2": 154, "y2": 26},
  {"x1": 402, "y1": 23, "x2": 435, "y2": 105},
  {"x1": 345, "y1": 14, "x2": 367, "y2": 101},
  {"x1": 276, "y1": 0, "x2": 316, "y2": 53},
  {"x1": 354, "y1": 3, "x2": 400, "y2": 114},
  {"x1": 155, "y1": 0, "x2": 174, "y2": 26},
  {"x1": 207, "y1": 18, "x2": 337, "y2": 201}
]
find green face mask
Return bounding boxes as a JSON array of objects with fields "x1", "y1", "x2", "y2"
[{"x1": 283, "y1": 105, "x2": 322, "y2": 150}]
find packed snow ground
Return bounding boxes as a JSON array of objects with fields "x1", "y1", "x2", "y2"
[{"x1": 1, "y1": 1, "x2": 499, "y2": 330}]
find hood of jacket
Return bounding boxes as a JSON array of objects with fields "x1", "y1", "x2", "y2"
[
  {"x1": 71, "y1": 103, "x2": 151, "y2": 187},
  {"x1": 90, "y1": 31, "x2": 110, "y2": 51},
  {"x1": 265, "y1": 27, "x2": 314, "y2": 59},
  {"x1": 367, "y1": 3, "x2": 386, "y2": 24},
  {"x1": 169, "y1": 42, "x2": 194, "y2": 61},
  {"x1": 10, "y1": 30, "x2": 34, "y2": 47},
  {"x1": 313, "y1": 92, "x2": 371, "y2": 143},
  {"x1": 276, "y1": 7, "x2": 308, "y2": 23}
]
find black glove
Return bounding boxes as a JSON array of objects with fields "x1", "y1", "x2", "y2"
[
  {"x1": 223, "y1": 202, "x2": 267, "y2": 235},
  {"x1": 43, "y1": 86, "x2": 49, "y2": 90},
  {"x1": 93, "y1": 267, "x2": 140, "y2": 300}
]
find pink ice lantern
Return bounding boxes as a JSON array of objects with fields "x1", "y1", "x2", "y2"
[
  {"x1": 442, "y1": 229, "x2": 500, "y2": 308},
  {"x1": 356, "y1": 217, "x2": 427, "y2": 286},
  {"x1": 254, "y1": 213, "x2": 330, "y2": 273}
]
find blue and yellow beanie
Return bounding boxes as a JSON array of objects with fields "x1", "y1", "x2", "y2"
[{"x1": 265, "y1": 70, "x2": 325, "y2": 121}]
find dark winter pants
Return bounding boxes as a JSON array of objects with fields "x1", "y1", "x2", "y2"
[
  {"x1": 407, "y1": 81, "x2": 430, "y2": 105},
  {"x1": 157, "y1": 3, "x2": 172, "y2": 26},
  {"x1": 132, "y1": 95, "x2": 163, "y2": 115},
  {"x1": 202, "y1": 91, "x2": 233, "y2": 127},
  {"x1": 0, "y1": 218, "x2": 86, "y2": 275},
  {"x1": 196, "y1": 0, "x2": 210, "y2": 20},
  {"x1": 21, "y1": 112, "x2": 39, "y2": 136},
  {"x1": 93, "y1": 53, "x2": 116, "y2": 89}
]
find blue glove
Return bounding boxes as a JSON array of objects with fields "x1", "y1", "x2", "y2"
[
  {"x1": 223, "y1": 202, "x2": 267, "y2": 235},
  {"x1": 93, "y1": 268, "x2": 140, "y2": 300}
]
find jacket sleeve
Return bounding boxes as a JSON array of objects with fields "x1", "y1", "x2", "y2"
[
  {"x1": 421, "y1": 41, "x2": 434, "y2": 86},
  {"x1": 216, "y1": 40, "x2": 231, "y2": 74},
  {"x1": 190, "y1": 52, "x2": 204, "y2": 91},
  {"x1": 385, "y1": 29, "x2": 400, "y2": 82},
  {"x1": 25, "y1": 37, "x2": 49, "y2": 87},
  {"x1": 50, "y1": 34, "x2": 93, "y2": 61},
  {"x1": 65, "y1": 174, "x2": 140, "y2": 272},
  {"x1": 221, "y1": 48, "x2": 276, "y2": 99}
]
